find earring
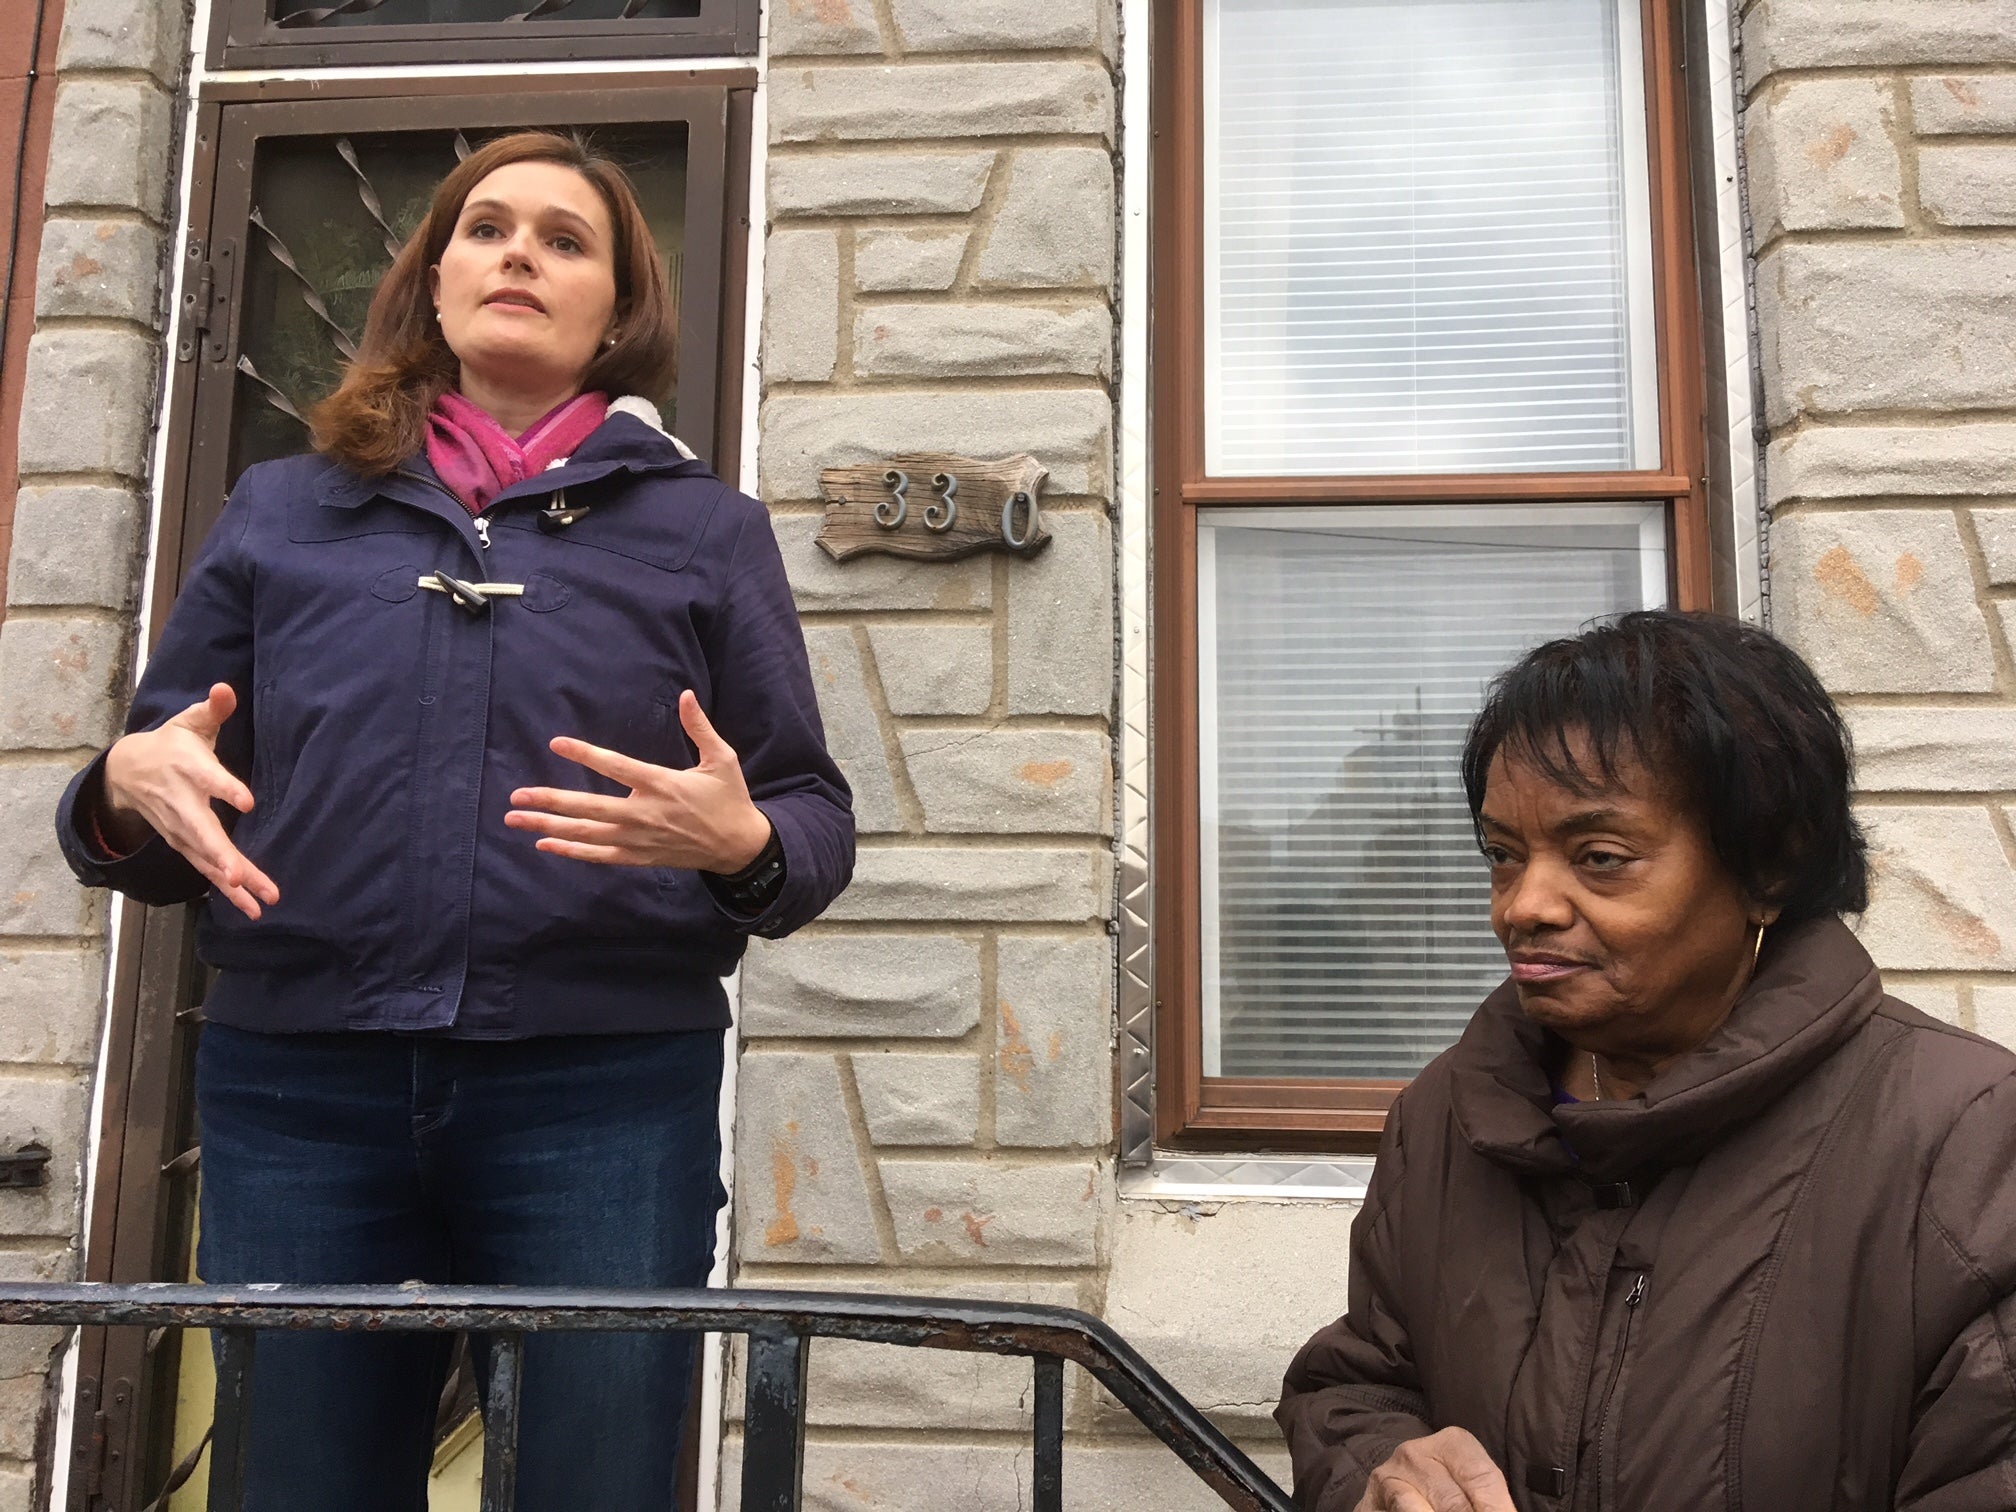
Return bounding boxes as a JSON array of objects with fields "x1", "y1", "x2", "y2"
[
  {"x1": 434, "y1": 310, "x2": 442, "y2": 323},
  {"x1": 603, "y1": 334, "x2": 617, "y2": 348}
]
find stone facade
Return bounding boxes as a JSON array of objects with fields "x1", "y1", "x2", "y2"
[
  {"x1": 1743, "y1": 0, "x2": 2016, "y2": 1036},
  {"x1": 5, "y1": 0, "x2": 2016, "y2": 1509},
  {"x1": 724, "y1": 0, "x2": 1155, "y2": 1499},
  {"x1": 0, "y1": 0, "x2": 188, "y2": 1501}
]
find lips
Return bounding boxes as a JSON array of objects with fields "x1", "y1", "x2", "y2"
[
  {"x1": 483, "y1": 288, "x2": 546, "y2": 313},
  {"x1": 1508, "y1": 953, "x2": 1592, "y2": 984}
]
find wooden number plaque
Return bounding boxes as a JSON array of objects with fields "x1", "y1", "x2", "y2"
[{"x1": 815, "y1": 453, "x2": 1052, "y2": 563}]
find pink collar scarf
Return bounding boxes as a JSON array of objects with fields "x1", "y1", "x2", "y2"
[{"x1": 424, "y1": 389, "x2": 611, "y2": 514}]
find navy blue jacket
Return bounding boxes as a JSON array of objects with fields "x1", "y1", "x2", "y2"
[{"x1": 56, "y1": 409, "x2": 854, "y2": 1037}]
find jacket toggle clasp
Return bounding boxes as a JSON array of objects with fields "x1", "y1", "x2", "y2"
[
  {"x1": 538, "y1": 488, "x2": 590, "y2": 531},
  {"x1": 420, "y1": 570, "x2": 526, "y2": 615}
]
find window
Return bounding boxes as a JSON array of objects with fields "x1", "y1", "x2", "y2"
[
  {"x1": 1152, "y1": 0, "x2": 1707, "y2": 1145},
  {"x1": 206, "y1": 0, "x2": 756, "y2": 70}
]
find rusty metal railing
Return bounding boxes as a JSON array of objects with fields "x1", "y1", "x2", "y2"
[{"x1": 0, "y1": 1283, "x2": 1295, "y2": 1512}]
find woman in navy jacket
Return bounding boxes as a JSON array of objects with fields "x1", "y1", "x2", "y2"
[{"x1": 55, "y1": 131, "x2": 853, "y2": 1511}]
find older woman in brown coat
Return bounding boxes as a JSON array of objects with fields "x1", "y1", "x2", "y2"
[{"x1": 1278, "y1": 611, "x2": 2016, "y2": 1512}]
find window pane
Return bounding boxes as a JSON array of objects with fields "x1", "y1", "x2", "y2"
[
  {"x1": 1198, "y1": 505, "x2": 1666, "y2": 1080},
  {"x1": 270, "y1": 0, "x2": 700, "y2": 26},
  {"x1": 1203, "y1": 0, "x2": 1660, "y2": 476}
]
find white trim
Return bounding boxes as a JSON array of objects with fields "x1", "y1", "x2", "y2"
[
  {"x1": 1701, "y1": 0, "x2": 1764, "y2": 623},
  {"x1": 1614, "y1": 0, "x2": 1662, "y2": 472},
  {"x1": 705, "y1": 22, "x2": 767, "y2": 1505}
]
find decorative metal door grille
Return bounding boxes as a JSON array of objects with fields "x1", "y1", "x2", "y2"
[{"x1": 208, "y1": 0, "x2": 756, "y2": 69}]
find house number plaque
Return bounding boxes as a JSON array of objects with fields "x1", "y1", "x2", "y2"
[{"x1": 815, "y1": 453, "x2": 1052, "y2": 563}]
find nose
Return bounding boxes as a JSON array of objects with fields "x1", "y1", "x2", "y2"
[
  {"x1": 499, "y1": 229, "x2": 538, "y2": 273},
  {"x1": 1495, "y1": 854, "x2": 1576, "y2": 937}
]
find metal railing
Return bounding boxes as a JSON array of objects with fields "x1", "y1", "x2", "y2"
[{"x1": 0, "y1": 1283, "x2": 1296, "y2": 1512}]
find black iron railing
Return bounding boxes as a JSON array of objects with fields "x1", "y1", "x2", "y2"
[{"x1": 0, "y1": 1283, "x2": 1295, "y2": 1512}]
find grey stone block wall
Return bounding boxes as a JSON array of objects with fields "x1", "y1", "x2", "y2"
[
  {"x1": 0, "y1": 0, "x2": 187, "y2": 1501},
  {"x1": 731, "y1": 0, "x2": 1135, "y2": 1498},
  {"x1": 1742, "y1": 2, "x2": 2016, "y2": 1038}
]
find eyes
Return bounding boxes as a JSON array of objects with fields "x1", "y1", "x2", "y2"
[
  {"x1": 465, "y1": 218, "x2": 586, "y2": 256},
  {"x1": 1481, "y1": 843, "x2": 1634, "y2": 875}
]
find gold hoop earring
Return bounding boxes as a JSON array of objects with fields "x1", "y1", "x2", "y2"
[{"x1": 1751, "y1": 923, "x2": 1766, "y2": 970}]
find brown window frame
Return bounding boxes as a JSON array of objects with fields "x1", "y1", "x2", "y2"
[
  {"x1": 205, "y1": 0, "x2": 759, "y2": 72},
  {"x1": 1149, "y1": 0, "x2": 1711, "y2": 1151},
  {"x1": 72, "y1": 71, "x2": 752, "y2": 1511}
]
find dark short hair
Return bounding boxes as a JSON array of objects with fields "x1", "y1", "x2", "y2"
[{"x1": 1460, "y1": 610, "x2": 1867, "y2": 923}]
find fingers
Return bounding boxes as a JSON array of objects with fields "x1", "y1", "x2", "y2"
[
  {"x1": 549, "y1": 736, "x2": 656, "y2": 791},
  {"x1": 1364, "y1": 1476, "x2": 1437, "y2": 1512},
  {"x1": 503, "y1": 810, "x2": 627, "y2": 846},
  {"x1": 507, "y1": 786, "x2": 633, "y2": 825},
  {"x1": 678, "y1": 690, "x2": 737, "y2": 765},
  {"x1": 204, "y1": 762, "x2": 257, "y2": 816},
  {"x1": 1365, "y1": 1432, "x2": 1513, "y2": 1512},
  {"x1": 176, "y1": 683, "x2": 239, "y2": 740},
  {"x1": 178, "y1": 812, "x2": 279, "y2": 919},
  {"x1": 531, "y1": 836, "x2": 634, "y2": 865}
]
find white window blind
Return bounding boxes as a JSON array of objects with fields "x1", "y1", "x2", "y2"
[
  {"x1": 1199, "y1": 506, "x2": 1665, "y2": 1080},
  {"x1": 1203, "y1": 0, "x2": 1660, "y2": 476}
]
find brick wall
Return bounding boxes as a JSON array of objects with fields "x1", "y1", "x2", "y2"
[
  {"x1": 0, "y1": 0, "x2": 187, "y2": 1501},
  {"x1": 722, "y1": 0, "x2": 1141, "y2": 1500},
  {"x1": 1742, "y1": 0, "x2": 2016, "y2": 1040}
]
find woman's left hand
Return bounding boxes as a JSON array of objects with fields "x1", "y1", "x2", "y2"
[{"x1": 506, "y1": 690, "x2": 773, "y2": 874}]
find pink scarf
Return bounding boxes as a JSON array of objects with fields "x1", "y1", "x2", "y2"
[{"x1": 424, "y1": 389, "x2": 611, "y2": 514}]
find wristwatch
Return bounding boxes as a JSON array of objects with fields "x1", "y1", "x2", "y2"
[{"x1": 709, "y1": 825, "x2": 785, "y2": 914}]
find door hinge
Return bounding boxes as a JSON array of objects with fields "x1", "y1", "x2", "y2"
[
  {"x1": 72, "y1": 1375, "x2": 132, "y2": 1508},
  {"x1": 175, "y1": 238, "x2": 234, "y2": 365}
]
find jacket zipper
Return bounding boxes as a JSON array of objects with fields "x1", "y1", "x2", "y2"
[
  {"x1": 1590, "y1": 1272, "x2": 1647, "y2": 1509},
  {"x1": 473, "y1": 517, "x2": 490, "y2": 550}
]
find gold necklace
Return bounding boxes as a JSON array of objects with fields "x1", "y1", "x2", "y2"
[{"x1": 1590, "y1": 1051, "x2": 1605, "y2": 1100}]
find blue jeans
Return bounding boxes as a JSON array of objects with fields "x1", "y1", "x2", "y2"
[{"x1": 196, "y1": 1022, "x2": 726, "y2": 1512}]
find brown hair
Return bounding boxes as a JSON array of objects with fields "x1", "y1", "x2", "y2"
[{"x1": 309, "y1": 131, "x2": 678, "y2": 476}]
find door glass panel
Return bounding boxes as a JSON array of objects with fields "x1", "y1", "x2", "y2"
[
  {"x1": 232, "y1": 124, "x2": 688, "y2": 490},
  {"x1": 1197, "y1": 504, "x2": 1667, "y2": 1080},
  {"x1": 271, "y1": 0, "x2": 702, "y2": 27}
]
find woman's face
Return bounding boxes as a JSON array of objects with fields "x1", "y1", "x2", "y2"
[
  {"x1": 430, "y1": 160, "x2": 619, "y2": 400},
  {"x1": 1478, "y1": 738, "x2": 1775, "y2": 1057}
]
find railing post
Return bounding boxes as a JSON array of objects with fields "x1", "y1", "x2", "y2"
[
  {"x1": 480, "y1": 1331, "x2": 525, "y2": 1512},
  {"x1": 207, "y1": 1329, "x2": 255, "y2": 1512},
  {"x1": 740, "y1": 1330, "x2": 808, "y2": 1512},
  {"x1": 1033, "y1": 1354, "x2": 1063, "y2": 1512}
]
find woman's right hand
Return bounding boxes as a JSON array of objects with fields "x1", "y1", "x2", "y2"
[
  {"x1": 1354, "y1": 1428, "x2": 1517, "y2": 1512},
  {"x1": 101, "y1": 683, "x2": 280, "y2": 921}
]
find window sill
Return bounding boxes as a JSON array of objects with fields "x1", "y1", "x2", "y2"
[{"x1": 1117, "y1": 1152, "x2": 1373, "y2": 1204}]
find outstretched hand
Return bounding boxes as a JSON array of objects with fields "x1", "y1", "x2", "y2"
[
  {"x1": 101, "y1": 683, "x2": 280, "y2": 921},
  {"x1": 1355, "y1": 1429, "x2": 1517, "y2": 1512},
  {"x1": 506, "y1": 690, "x2": 773, "y2": 875}
]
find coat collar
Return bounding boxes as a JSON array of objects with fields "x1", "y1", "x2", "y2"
[
  {"x1": 1446, "y1": 915, "x2": 1883, "y2": 1184},
  {"x1": 313, "y1": 407, "x2": 710, "y2": 512}
]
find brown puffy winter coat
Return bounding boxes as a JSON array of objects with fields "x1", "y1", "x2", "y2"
[{"x1": 1277, "y1": 916, "x2": 2016, "y2": 1512}]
